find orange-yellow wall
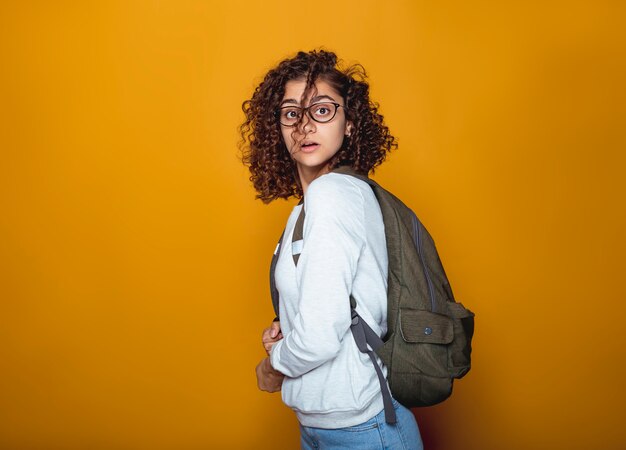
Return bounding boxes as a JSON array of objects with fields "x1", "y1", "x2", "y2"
[{"x1": 1, "y1": 1, "x2": 624, "y2": 449}]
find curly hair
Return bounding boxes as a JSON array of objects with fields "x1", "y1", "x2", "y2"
[{"x1": 239, "y1": 49, "x2": 397, "y2": 203}]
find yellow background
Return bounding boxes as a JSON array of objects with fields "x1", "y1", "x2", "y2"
[{"x1": 1, "y1": 1, "x2": 624, "y2": 449}]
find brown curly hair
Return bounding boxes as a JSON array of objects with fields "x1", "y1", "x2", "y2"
[{"x1": 239, "y1": 49, "x2": 397, "y2": 203}]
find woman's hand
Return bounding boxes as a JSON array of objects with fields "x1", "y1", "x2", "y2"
[
  {"x1": 255, "y1": 357, "x2": 284, "y2": 392},
  {"x1": 262, "y1": 320, "x2": 283, "y2": 355},
  {"x1": 256, "y1": 321, "x2": 285, "y2": 392}
]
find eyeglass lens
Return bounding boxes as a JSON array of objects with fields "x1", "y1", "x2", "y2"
[{"x1": 278, "y1": 102, "x2": 338, "y2": 126}]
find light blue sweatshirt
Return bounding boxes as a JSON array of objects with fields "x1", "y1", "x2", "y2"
[{"x1": 270, "y1": 172, "x2": 389, "y2": 429}]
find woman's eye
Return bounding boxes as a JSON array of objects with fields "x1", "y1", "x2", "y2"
[
  {"x1": 313, "y1": 103, "x2": 333, "y2": 117},
  {"x1": 283, "y1": 109, "x2": 299, "y2": 119}
]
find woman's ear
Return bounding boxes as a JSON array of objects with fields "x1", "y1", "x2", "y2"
[{"x1": 345, "y1": 122, "x2": 353, "y2": 137}]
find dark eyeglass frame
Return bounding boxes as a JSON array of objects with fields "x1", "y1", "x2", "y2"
[{"x1": 275, "y1": 102, "x2": 344, "y2": 127}]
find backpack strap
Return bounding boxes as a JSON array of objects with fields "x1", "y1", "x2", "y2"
[
  {"x1": 332, "y1": 166, "x2": 376, "y2": 188},
  {"x1": 350, "y1": 302, "x2": 397, "y2": 424},
  {"x1": 270, "y1": 200, "x2": 305, "y2": 320},
  {"x1": 287, "y1": 172, "x2": 398, "y2": 424},
  {"x1": 269, "y1": 229, "x2": 284, "y2": 320},
  {"x1": 291, "y1": 205, "x2": 305, "y2": 266}
]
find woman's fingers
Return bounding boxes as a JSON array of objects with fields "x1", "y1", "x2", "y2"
[
  {"x1": 262, "y1": 322, "x2": 282, "y2": 343},
  {"x1": 269, "y1": 320, "x2": 281, "y2": 338},
  {"x1": 262, "y1": 321, "x2": 283, "y2": 355},
  {"x1": 263, "y1": 336, "x2": 281, "y2": 354}
]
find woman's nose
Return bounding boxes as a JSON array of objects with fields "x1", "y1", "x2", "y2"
[{"x1": 299, "y1": 114, "x2": 315, "y2": 133}]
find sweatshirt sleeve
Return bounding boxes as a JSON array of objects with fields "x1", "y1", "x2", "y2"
[{"x1": 270, "y1": 175, "x2": 366, "y2": 378}]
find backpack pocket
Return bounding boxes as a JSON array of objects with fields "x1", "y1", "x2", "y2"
[
  {"x1": 399, "y1": 309, "x2": 454, "y2": 344},
  {"x1": 399, "y1": 309, "x2": 453, "y2": 378},
  {"x1": 446, "y1": 301, "x2": 475, "y2": 379}
]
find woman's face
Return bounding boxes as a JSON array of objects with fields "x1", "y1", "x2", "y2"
[{"x1": 279, "y1": 78, "x2": 352, "y2": 175}]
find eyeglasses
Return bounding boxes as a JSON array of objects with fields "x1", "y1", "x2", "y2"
[{"x1": 276, "y1": 102, "x2": 344, "y2": 127}]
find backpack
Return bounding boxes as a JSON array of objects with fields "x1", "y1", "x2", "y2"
[{"x1": 268, "y1": 166, "x2": 475, "y2": 424}]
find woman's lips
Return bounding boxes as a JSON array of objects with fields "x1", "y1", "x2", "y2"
[{"x1": 300, "y1": 143, "x2": 320, "y2": 153}]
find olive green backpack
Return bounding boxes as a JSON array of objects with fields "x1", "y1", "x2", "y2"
[{"x1": 269, "y1": 166, "x2": 475, "y2": 424}]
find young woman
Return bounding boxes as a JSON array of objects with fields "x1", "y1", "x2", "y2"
[{"x1": 240, "y1": 49, "x2": 423, "y2": 450}]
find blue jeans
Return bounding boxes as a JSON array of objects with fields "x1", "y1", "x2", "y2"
[{"x1": 299, "y1": 399, "x2": 423, "y2": 450}]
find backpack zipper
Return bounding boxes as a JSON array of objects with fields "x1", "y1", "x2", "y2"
[{"x1": 413, "y1": 212, "x2": 436, "y2": 313}]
